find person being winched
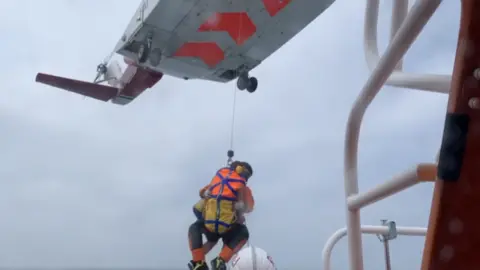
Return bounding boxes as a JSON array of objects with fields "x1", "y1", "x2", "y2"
[{"x1": 188, "y1": 161, "x2": 255, "y2": 270}]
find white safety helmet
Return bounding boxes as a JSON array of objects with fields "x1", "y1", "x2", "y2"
[{"x1": 229, "y1": 246, "x2": 276, "y2": 270}]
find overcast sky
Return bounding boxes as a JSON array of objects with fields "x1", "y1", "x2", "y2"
[{"x1": 0, "y1": 0, "x2": 460, "y2": 269}]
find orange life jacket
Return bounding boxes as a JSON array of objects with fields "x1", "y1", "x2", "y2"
[{"x1": 203, "y1": 167, "x2": 247, "y2": 234}]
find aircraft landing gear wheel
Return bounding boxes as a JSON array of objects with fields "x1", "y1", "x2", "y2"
[
  {"x1": 237, "y1": 75, "x2": 249, "y2": 91},
  {"x1": 236, "y1": 73, "x2": 257, "y2": 92},
  {"x1": 137, "y1": 42, "x2": 150, "y2": 64},
  {"x1": 149, "y1": 48, "x2": 162, "y2": 66},
  {"x1": 246, "y1": 77, "x2": 257, "y2": 93}
]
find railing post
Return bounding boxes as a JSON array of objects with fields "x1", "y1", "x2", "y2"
[{"x1": 343, "y1": 1, "x2": 443, "y2": 269}]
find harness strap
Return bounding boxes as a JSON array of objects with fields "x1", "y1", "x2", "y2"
[{"x1": 206, "y1": 169, "x2": 246, "y2": 233}]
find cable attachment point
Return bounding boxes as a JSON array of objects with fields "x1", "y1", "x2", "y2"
[{"x1": 227, "y1": 150, "x2": 234, "y2": 165}]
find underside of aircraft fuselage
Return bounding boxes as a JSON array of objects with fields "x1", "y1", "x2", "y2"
[{"x1": 115, "y1": 0, "x2": 336, "y2": 83}]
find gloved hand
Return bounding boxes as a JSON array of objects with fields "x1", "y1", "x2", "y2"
[
  {"x1": 203, "y1": 189, "x2": 211, "y2": 198},
  {"x1": 235, "y1": 201, "x2": 246, "y2": 212}
]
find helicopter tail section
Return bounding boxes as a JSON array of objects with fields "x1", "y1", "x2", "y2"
[{"x1": 35, "y1": 73, "x2": 119, "y2": 102}]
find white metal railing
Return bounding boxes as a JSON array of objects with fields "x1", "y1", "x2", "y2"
[
  {"x1": 322, "y1": 0, "x2": 451, "y2": 269},
  {"x1": 364, "y1": 0, "x2": 450, "y2": 93},
  {"x1": 322, "y1": 224, "x2": 427, "y2": 270},
  {"x1": 323, "y1": 164, "x2": 435, "y2": 270}
]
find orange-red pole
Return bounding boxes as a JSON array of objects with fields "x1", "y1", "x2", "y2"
[{"x1": 422, "y1": 1, "x2": 480, "y2": 269}]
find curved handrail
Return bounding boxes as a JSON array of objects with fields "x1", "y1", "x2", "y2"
[
  {"x1": 322, "y1": 225, "x2": 427, "y2": 270},
  {"x1": 364, "y1": 0, "x2": 450, "y2": 93},
  {"x1": 343, "y1": 1, "x2": 443, "y2": 270}
]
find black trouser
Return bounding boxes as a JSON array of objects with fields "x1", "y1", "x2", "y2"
[{"x1": 188, "y1": 219, "x2": 249, "y2": 251}]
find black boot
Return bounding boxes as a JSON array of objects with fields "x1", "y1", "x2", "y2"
[
  {"x1": 188, "y1": 260, "x2": 209, "y2": 270},
  {"x1": 210, "y1": 257, "x2": 227, "y2": 270}
]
